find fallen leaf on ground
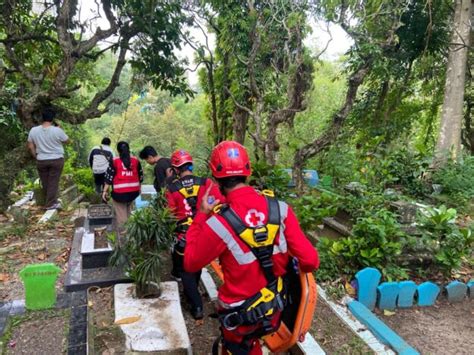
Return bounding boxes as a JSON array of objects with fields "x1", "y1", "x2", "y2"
[
  {"x1": 195, "y1": 319, "x2": 204, "y2": 326},
  {"x1": 114, "y1": 316, "x2": 141, "y2": 325},
  {"x1": 88, "y1": 301, "x2": 94, "y2": 307},
  {"x1": 383, "y1": 310, "x2": 396, "y2": 316},
  {"x1": 0, "y1": 273, "x2": 10, "y2": 282},
  {"x1": 37, "y1": 252, "x2": 48, "y2": 260}
]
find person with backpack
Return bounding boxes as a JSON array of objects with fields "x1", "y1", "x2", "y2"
[
  {"x1": 88, "y1": 137, "x2": 114, "y2": 194},
  {"x1": 165, "y1": 149, "x2": 224, "y2": 320},
  {"x1": 102, "y1": 141, "x2": 143, "y2": 235},
  {"x1": 183, "y1": 141, "x2": 319, "y2": 354}
]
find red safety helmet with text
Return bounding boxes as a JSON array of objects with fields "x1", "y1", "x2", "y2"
[
  {"x1": 209, "y1": 141, "x2": 251, "y2": 178},
  {"x1": 171, "y1": 149, "x2": 193, "y2": 167}
]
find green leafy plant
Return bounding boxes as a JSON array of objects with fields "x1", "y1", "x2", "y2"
[
  {"x1": 291, "y1": 192, "x2": 339, "y2": 232},
  {"x1": 249, "y1": 161, "x2": 291, "y2": 199},
  {"x1": 110, "y1": 194, "x2": 176, "y2": 297},
  {"x1": 326, "y1": 209, "x2": 407, "y2": 280},
  {"x1": 417, "y1": 205, "x2": 474, "y2": 274}
]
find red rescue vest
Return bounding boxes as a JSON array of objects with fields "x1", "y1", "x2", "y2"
[{"x1": 112, "y1": 156, "x2": 140, "y2": 193}]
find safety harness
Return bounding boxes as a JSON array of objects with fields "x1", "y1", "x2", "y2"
[
  {"x1": 213, "y1": 191, "x2": 287, "y2": 354},
  {"x1": 169, "y1": 176, "x2": 207, "y2": 254}
]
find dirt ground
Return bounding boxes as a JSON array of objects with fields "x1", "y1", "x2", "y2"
[
  {"x1": 311, "y1": 298, "x2": 372, "y2": 354},
  {"x1": 3, "y1": 309, "x2": 69, "y2": 354},
  {"x1": 0, "y1": 206, "x2": 75, "y2": 302},
  {"x1": 379, "y1": 299, "x2": 474, "y2": 355}
]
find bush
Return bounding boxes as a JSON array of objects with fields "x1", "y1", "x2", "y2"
[
  {"x1": 432, "y1": 156, "x2": 474, "y2": 211},
  {"x1": 71, "y1": 168, "x2": 95, "y2": 199},
  {"x1": 248, "y1": 161, "x2": 291, "y2": 199},
  {"x1": 417, "y1": 205, "x2": 474, "y2": 275},
  {"x1": 324, "y1": 209, "x2": 409, "y2": 280},
  {"x1": 110, "y1": 194, "x2": 176, "y2": 294},
  {"x1": 290, "y1": 191, "x2": 339, "y2": 232}
]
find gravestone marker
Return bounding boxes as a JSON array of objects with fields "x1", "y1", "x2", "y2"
[
  {"x1": 417, "y1": 281, "x2": 440, "y2": 307},
  {"x1": 19, "y1": 263, "x2": 61, "y2": 310},
  {"x1": 398, "y1": 281, "x2": 417, "y2": 308},
  {"x1": 467, "y1": 280, "x2": 474, "y2": 299},
  {"x1": 445, "y1": 281, "x2": 467, "y2": 303},
  {"x1": 377, "y1": 282, "x2": 399, "y2": 310},
  {"x1": 355, "y1": 267, "x2": 381, "y2": 311}
]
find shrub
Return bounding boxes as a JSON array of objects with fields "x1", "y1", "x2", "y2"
[
  {"x1": 417, "y1": 205, "x2": 474, "y2": 275},
  {"x1": 249, "y1": 161, "x2": 291, "y2": 199},
  {"x1": 110, "y1": 194, "x2": 176, "y2": 296},
  {"x1": 290, "y1": 192, "x2": 339, "y2": 232}
]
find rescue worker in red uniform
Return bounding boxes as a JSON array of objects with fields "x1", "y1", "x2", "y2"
[
  {"x1": 166, "y1": 149, "x2": 224, "y2": 320},
  {"x1": 184, "y1": 141, "x2": 319, "y2": 355}
]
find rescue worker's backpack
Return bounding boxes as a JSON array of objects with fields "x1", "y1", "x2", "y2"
[{"x1": 92, "y1": 145, "x2": 112, "y2": 174}]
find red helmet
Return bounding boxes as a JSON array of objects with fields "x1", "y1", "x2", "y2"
[
  {"x1": 171, "y1": 149, "x2": 193, "y2": 167},
  {"x1": 209, "y1": 141, "x2": 251, "y2": 178}
]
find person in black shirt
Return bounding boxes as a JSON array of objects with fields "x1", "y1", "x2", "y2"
[{"x1": 139, "y1": 146, "x2": 175, "y2": 192}]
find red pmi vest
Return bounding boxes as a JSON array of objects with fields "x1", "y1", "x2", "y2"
[{"x1": 112, "y1": 156, "x2": 140, "y2": 193}]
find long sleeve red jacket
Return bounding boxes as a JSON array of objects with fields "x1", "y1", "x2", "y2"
[
  {"x1": 184, "y1": 186, "x2": 319, "y2": 305},
  {"x1": 165, "y1": 175, "x2": 224, "y2": 221}
]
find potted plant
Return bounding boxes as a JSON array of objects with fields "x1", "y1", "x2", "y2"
[{"x1": 110, "y1": 194, "x2": 175, "y2": 298}]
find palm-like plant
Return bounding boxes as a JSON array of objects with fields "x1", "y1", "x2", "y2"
[{"x1": 110, "y1": 193, "x2": 176, "y2": 297}]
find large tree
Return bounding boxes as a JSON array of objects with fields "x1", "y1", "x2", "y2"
[
  {"x1": 0, "y1": 0, "x2": 190, "y2": 208},
  {"x1": 434, "y1": 0, "x2": 473, "y2": 165}
]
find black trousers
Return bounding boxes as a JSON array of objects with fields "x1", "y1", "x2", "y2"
[{"x1": 172, "y1": 240, "x2": 202, "y2": 310}]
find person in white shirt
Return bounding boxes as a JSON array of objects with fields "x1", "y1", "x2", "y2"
[{"x1": 27, "y1": 107, "x2": 70, "y2": 210}]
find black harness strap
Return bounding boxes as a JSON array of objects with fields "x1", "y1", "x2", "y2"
[{"x1": 219, "y1": 196, "x2": 280, "y2": 283}]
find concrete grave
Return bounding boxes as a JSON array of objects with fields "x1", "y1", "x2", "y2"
[
  {"x1": 80, "y1": 230, "x2": 113, "y2": 269},
  {"x1": 445, "y1": 281, "x2": 467, "y2": 303},
  {"x1": 64, "y1": 225, "x2": 131, "y2": 292},
  {"x1": 114, "y1": 282, "x2": 191, "y2": 353}
]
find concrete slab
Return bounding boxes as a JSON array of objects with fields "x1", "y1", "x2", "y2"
[
  {"x1": 296, "y1": 333, "x2": 326, "y2": 354},
  {"x1": 38, "y1": 208, "x2": 57, "y2": 223},
  {"x1": 81, "y1": 232, "x2": 112, "y2": 253},
  {"x1": 12, "y1": 191, "x2": 34, "y2": 208},
  {"x1": 201, "y1": 267, "x2": 218, "y2": 301},
  {"x1": 114, "y1": 282, "x2": 191, "y2": 353},
  {"x1": 348, "y1": 300, "x2": 419, "y2": 355}
]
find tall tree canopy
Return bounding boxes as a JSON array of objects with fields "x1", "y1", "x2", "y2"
[{"x1": 0, "y1": 0, "x2": 190, "y2": 208}]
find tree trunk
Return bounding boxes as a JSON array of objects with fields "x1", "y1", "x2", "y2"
[
  {"x1": 0, "y1": 146, "x2": 32, "y2": 211},
  {"x1": 232, "y1": 106, "x2": 249, "y2": 144},
  {"x1": 434, "y1": 0, "x2": 472, "y2": 165},
  {"x1": 293, "y1": 63, "x2": 370, "y2": 193}
]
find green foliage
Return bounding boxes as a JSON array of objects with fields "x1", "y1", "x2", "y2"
[
  {"x1": 109, "y1": 194, "x2": 176, "y2": 289},
  {"x1": 417, "y1": 205, "x2": 474, "y2": 274},
  {"x1": 317, "y1": 207, "x2": 409, "y2": 281},
  {"x1": 290, "y1": 192, "x2": 338, "y2": 232},
  {"x1": 70, "y1": 168, "x2": 94, "y2": 200},
  {"x1": 248, "y1": 162, "x2": 291, "y2": 199},
  {"x1": 432, "y1": 156, "x2": 474, "y2": 210}
]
